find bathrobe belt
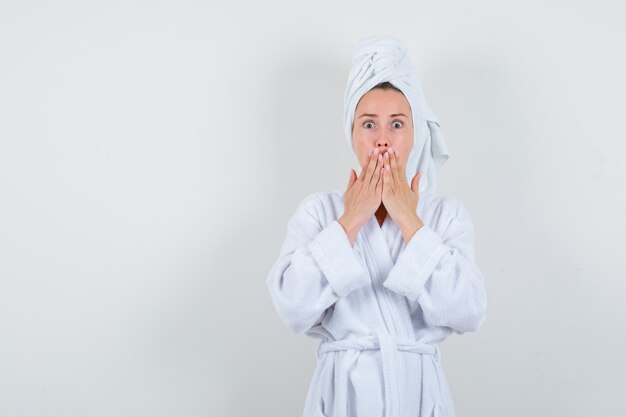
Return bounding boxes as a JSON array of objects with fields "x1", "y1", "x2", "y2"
[{"x1": 317, "y1": 329, "x2": 440, "y2": 417}]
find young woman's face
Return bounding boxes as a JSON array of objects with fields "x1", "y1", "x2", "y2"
[{"x1": 352, "y1": 88, "x2": 414, "y2": 174}]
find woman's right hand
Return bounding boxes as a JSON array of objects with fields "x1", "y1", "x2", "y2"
[{"x1": 338, "y1": 148, "x2": 384, "y2": 245}]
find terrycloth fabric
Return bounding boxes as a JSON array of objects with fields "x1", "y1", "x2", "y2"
[
  {"x1": 343, "y1": 35, "x2": 450, "y2": 197},
  {"x1": 266, "y1": 190, "x2": 488, "y2": 417}
]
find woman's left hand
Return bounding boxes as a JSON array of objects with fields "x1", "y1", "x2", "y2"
[{"x1": 382, "y1": 148, "x2": 424, "y2": 243}]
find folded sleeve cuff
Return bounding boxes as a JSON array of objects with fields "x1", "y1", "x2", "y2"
[
  {"x1": 308, "y1": 220, "x2": 370, "y2": 297},
  {"x1": 382, "y1": 225, "x2": 450, "y2": 301}
]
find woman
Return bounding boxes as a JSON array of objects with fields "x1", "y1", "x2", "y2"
[{"x1": 267, "y1": 35, "x2": 487, "y2": 417}]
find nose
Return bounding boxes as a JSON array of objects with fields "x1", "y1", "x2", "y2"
[{"x1": 375, "y1": 138, "x2": 389, "y2": 155}]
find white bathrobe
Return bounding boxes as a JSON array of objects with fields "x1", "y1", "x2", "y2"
[{"x1": 266, "y1": 189, "x2": 487, "y2": 417}]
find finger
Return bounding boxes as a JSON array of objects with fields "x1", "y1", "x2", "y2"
[
  {"x1": 373, "y1": 158, "x2": 383, "y2": 190},
  {"x1": 370, "y1": 154, "x2": 380, "y2": 184},
  {"x1": 382, "y1": 155, "x2": 391, "y2": 194},
  {"x1": 376, "y1": 166, "x2": 384, "y2": 193},
  {"x1": 360, "y1": 148, "x2": 378, "y2": 183},
  {"x1": 371, "y1": 153, "x2": 383, "y2": 186},
  {"x1": 382, "y1": 164, "x2": 388, "y2": 189},
  {"x1": 395, "y1": 150, "x2": 403, "y2": 181},
  {"x1": 391, "y1": 148, "x2": 402, "y2": 185},
  {"x1": 357, "y1": 149, "x2": 370, "y2": 181},
  {"x1": 367, "y1": 152, "x2": 383, "y2": 187},
  {"x1": 384, "y1": 150, "x2": 395, "y2": 189}
]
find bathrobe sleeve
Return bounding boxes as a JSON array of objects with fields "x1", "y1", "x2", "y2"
[
  {"x1": 382, "y1": 199, "x2": 487, "y2": 334},
  {"x1": 267, "y1": 193, "x2": 371, "y2": 335}
]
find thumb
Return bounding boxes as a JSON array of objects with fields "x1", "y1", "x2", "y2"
[
  {"x1": 347, "y1": 168, "x2": 357, "y2": 188},
  {"x1": 411, "y1": 172, "x2": 422, "y2": 192}
]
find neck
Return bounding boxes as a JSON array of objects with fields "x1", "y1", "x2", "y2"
[{"x1": 375, "y1": 203, "x2": 387, "y2": 222}]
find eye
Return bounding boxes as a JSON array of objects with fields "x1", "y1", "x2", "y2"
[
  {"x1": 392, "y1": 120, "x2": 403, "y2": 128},
  {"x1": 363, "y1": 121, "x2": 374, "y2": 129}
]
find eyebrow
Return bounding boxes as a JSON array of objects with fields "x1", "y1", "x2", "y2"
[{"x1": 358, "y1": 113, "x2": 408, "y2": 118}]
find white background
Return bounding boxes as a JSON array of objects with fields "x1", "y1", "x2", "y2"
[{"x1": 1, "y1": 1, "x2": 625, "y2": 416}]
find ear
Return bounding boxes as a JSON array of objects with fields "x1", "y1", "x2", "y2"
[{"x1": 411, "y1": 172, "x2": 422, "y2": 193}]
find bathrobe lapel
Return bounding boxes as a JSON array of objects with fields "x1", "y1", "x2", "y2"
[
  {"x1": 357, "y1": 215, "x2": 413, "y2": 340},
  {"x1": 364, "y1": 215, "x2": 395, "y2": 269}
]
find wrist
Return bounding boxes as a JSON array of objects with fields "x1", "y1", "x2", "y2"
[
  {"x1": 338, "y1": 215, "x2": 362, "y2": 246},
  {"x1": 399, "y1": 214, "x2": 424, "y2": 243}
]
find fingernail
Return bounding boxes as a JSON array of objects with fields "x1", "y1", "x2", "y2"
[{"x1": 374, "y1": 148, "x2": 379, "y2": 155}]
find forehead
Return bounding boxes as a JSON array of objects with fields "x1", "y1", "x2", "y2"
[{"x1": 355, "y1": 88, "x2": 411, "y2": 114}]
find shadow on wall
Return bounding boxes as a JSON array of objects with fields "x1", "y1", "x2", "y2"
[
  {"x1": 224, "y1": 48, "x2": 352, "y2": 417},
  {"x1": 428, "y1": 53, "x2": 597, "y2": 413},
  {"x1": 267, "y1": 48, "x2": 354, "y2": 210},
  {"x1": 133, "y1": 48, "x2": 356, "y2": 417}
]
